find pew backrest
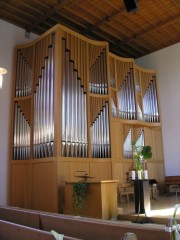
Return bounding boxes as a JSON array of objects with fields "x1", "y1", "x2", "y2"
[
  {"x1": 0, "y1": 206, "x2": 171, "y2": 240},
  {"x1": 39, "y1": 213, "x2": 171, "y2": 240},
  {"x1": 0, "y1": 206, "x2": 40, "y2": 228},
  {"x1": 0, "y1": 220, "x2": 55, "y2": 240},
  {"x1": 165, "y1": 176, "x2": 180, "y2": 185}
]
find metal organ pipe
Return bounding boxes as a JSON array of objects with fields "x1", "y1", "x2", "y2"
[
  {"x1": 61, "y1": 39, "x2": 88, "y2": 157},
  {"x1": 90, "y1": 100, "x2": 110, "y2": 158},
  {"x1": 13, "y1": 102, "x2": 30, "y2": 160},
  {"x1": 143, "y1": 77, "x2": 159, "y2": 123},
  {"x1": 33, "y1": 36, "x2": 54, "y2": 158},
  {"x1": 89, "y1": 48, "x2": 108, "y2": 95},
  {"x1": 118, "y1": 68, "x2": 136, "y2": 120},
  {"x1": 123, "y1": 129, "x2": 132, "y2": 159},
  {"x1": 15, "y1": 47, "x2": 33, "y2": 98}
]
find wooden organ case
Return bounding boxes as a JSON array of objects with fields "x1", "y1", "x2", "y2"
[{"x1": 10, "y1": 24, "x2": 165, "y2": 213}]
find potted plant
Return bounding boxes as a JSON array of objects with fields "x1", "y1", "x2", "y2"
[
  {"x1": 132, "y1": 142, "x2": 152, "y2": 171},
  {"x1": 72, "y1": 181, "x2": 88, "y2": 210}
]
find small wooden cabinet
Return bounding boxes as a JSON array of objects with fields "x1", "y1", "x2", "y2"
[{"x1": 64, "y1": 180, "x2": 119, "y2": 220}]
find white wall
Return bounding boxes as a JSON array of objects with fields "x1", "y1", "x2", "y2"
[
  {"x1": 136, "y1": 42, "x2": 180, "y2": 176},
  {"x1": 0, "y1": 20, "x2": 38, "y2": 205}
]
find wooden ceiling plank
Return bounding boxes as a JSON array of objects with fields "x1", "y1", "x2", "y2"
[
  {"x1": 26, "y1": 0, "x2": 72, "y2": 32},
  {"x1": 0, "y1": 0, "x2": 179, "y2": 58},
  {"x1": 0, "y1": 1, "x2": 37, "y2": 20},
  {"x1": 54, "y1": 6, "x2": 142, "y2": 57},
  {"x1": 16, "y1": 1, "x2": 43, "y2": 15},
  {"x1": 62, "y1": 5, "x2": 97, "y2": 25},
  {"x1": 62, "y1": 1, "x2": 146, "y2": 56},
  {"x1": 122, "y1": 13, "x2": 180, "y2": 46},
  {"x1": 0, "y1": 9, "x2": 30, "y2": 25},
  {"x1": 51, "y1": 11, "x2": 140, "y2": 57}
]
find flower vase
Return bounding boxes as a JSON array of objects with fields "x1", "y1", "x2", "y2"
[{"x1": 136, "y1": 156, "x2": 147, "y2": 180}]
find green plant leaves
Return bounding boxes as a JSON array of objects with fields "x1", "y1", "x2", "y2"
[
  {"x1": 141, "y1": 145, "x2": 152, "y2": 159},
  {"x1": 73, "y1": 182, "x2": 88, "y2": 209}
]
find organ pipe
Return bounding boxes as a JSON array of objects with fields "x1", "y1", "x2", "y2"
[
  {"x1": 12, "y1": 25, "x2": 160, "y2": 161},
  {"x1": 33, "y1": 34, "x2": 55, "y2": 158},
  {"x1": 13, "y1": 101, "x2": 31, "y2": 160},
  {"x1": 61, "y1": 39, "x2": 88, "y2": 157},
  {"x1": 143, "y1": 76, "x2": 159, "y2": 123},
  {"x1": 123, "y1": 128, "x2": 132, "y2": 159},
  {"x1": 15, "y1": 46, "x2": 33, "y2": 97},
  {"x1": 89, "y1": 46, "x2": 108, "y2": 95},
  {"x1": 117, "y1": 68, "x2": 136, "y2": 120},
  {"x1": 90, "y1": 97, "x2": 110, "y2": 158}
]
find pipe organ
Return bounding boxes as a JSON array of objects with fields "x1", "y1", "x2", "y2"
[{"x1": 10, "y1": 24, "x2": 165, "y2": 213}]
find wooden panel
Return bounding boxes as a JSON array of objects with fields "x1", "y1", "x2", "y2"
[
  {"x1": 144, "y1": 127, "x2": 153, "y2": 146},
  {"x1": 144, "y1": 127, "x2": 157, "y2": 161},
  {"x1": 152, "y1": 127, "x2": 164, "y2": 161},
  {"x1": 31, "y1": 161, "x2": 57, "y2": 212},
  {"x1": 89, "y1": 162, "x2": 112, "y2": 182},
  {"x1": 147, "y1": 162, "x2": 155, "y2": 179},
  {"x1": 69, "y1": 162, "x2": 90, "y2": 182},
  {"x1": 111, "y1": 121, "x2": 123, "y2": 159},
  {"x1": 112, "y1": 163, "x2": 123, "y2": 183},
  {"x1": 101, "y1": 181, "x2": 118, "y2": 219},
  {"x1": 154, "y1": 163, "x2": 165, "y2": 183},
  {"x1": 57, "y1": 161, "x2": 70, "y2": 182},
  {"x1": 11, "y1": 163, "x2": 31, "y2": 209},
  {"x1": 57, "y1": 161, "x2": 90, "y2": 182}
]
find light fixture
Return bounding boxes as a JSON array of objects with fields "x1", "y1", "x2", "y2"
[
  {"x1": 0, "y1": 67, "x2": 7, "y2": 89},
  {"x1": 123, "y1": 0, "x2": 138, "y2": 13}
]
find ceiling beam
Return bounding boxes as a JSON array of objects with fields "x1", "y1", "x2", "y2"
[{"x1": 26, "y1": 0, "x2": 71, "y2": 32}]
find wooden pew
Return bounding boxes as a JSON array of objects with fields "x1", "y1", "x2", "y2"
[
  {"x1": 165, "y1": 176, "x2": 180, "y2": 194},
  {"x1": 0, "y1": 207, "x2": 81, "y2": 240},
  {"x1": 165, "y1": 176, "x2": 180, "y2": 185},
  {"x1": 0, "y1": 206, "x2": 40, "y2": 228},
  {"x1": 0, "y1": 219, "x2": 80, "y2": 240},
  {"x1": 0, "y1": 220, "x2": 55, "y2": 240},
  {"x1": 0, "y1": 206, "x2": 171, "y2": 240},
  {"x1": 39, "y1": 212, "x2": 170, "y2": 240}
]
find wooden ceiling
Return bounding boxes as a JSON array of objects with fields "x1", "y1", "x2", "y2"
[{"x1": 0, "y1": 0, "x2": 180, "y2": 58}]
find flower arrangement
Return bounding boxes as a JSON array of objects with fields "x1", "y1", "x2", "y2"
[{"x1": 132, "y1": 142, "x2": 152, "y2": 171}]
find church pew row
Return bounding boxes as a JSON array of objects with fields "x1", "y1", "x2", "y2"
[
  {"x1": 0, "y1": 220, "x2": 54, "y2": 240},
  {"x1": 0, "y1": 206, "x2": 40, "y2": 229},
  {"x1": 0, "y1": 206, "x2": 171, "y2": 240},
  {"x1": 0, "y1": 220, "x2": 80, "y2": 240}
]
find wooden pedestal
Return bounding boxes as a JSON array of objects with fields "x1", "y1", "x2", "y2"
[
  {"x1": 64, "y1": 180, "x2": 118, "y2": 220},
  {"x1": 134, "y1": 180, "x2": 150, "y2": 214}
]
